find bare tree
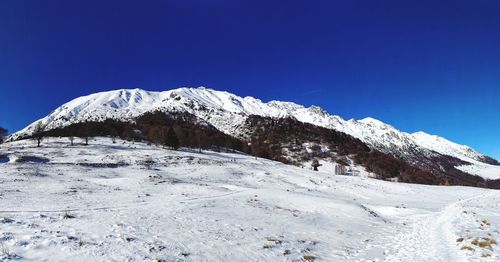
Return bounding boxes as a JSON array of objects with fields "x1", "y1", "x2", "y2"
[
  {"x1": 32, "y1": 122, "x2": 44, "y2": 147},
  {"x1": 79, "y1": 124, "x2": 91, "y2": 145},
  {"x1": 110, "y1": 128, "x2": 118, "y2": 144},
  {"x1": 164, "y1": 127, "x2": 180, "y2": 150},
  {"x1": 0, "y1": 127, "x2": 7, "y2": 144},
  {"x1": 69, "y1": 136, "x2": 74, "y2": 146},
  {"x1": 196, "y1": 130, "x2": 202, "y2": 153},
  {"x1": 311, "y1": 158, "x2": 322, "y2": 171}
]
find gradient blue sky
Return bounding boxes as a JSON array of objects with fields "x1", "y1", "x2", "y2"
[{"x1": 0, "y1": 0, "x2": 499, "y2": 159}]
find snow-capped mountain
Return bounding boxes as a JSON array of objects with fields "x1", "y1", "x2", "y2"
[{"x1": 12, "y1": 87, "x2": 499, "y2": 179}]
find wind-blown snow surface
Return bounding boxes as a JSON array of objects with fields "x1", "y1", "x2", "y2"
[
  {"x1": 11, "y1": 87, "x2": 499, "y2": 180},
  {"x1": 0, "y1": 138, "x2": 499, "y2": 261}
]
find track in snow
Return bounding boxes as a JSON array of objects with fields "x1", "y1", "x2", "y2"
[{"x1": 384, "y1": 192, "x2": 495, "y2": 262}]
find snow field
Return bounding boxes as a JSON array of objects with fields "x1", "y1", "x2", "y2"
[{"x1": 0, "y1": 137, "x2": 498, "y2": 261}]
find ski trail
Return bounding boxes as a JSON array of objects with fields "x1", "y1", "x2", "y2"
[{"x1": 384, "y1": 192, "x2": 493, "y2": 262}]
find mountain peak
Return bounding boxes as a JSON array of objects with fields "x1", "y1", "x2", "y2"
[
  {"x1": 10, "y1": 86, "x2": 496, "y2": 171},
  {"x1": 359, "y1": 117, "x2": 387, "y2": 126}
]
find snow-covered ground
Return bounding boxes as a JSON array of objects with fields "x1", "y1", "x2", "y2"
[
  {"x1": 456, "y1": 162, "x2": 500, "y2": 181},
  {"x1": 0, "y1": 137, "x2": 498, "y2": 261}
]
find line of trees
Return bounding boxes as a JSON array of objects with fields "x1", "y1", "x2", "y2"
[
  {"x1": 26, "y1": 121, "x2": 93, "y2": 147},
  {"x1": 25, "y1": 112, "x2": 243, "y2": 153},
  {"x1": 244, "y1": 115, "x2": 500, "y2": 188}
]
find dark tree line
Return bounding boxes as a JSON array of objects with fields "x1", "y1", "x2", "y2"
[
  {"x1": 136, "y1": 111, "x2": 243, "y2": 151},
  {"x1": 31, "y1": 111, "x2": 244, "y2": 152},
  {"x1": 241, "y1": 115, "x2": 497, "y2": 188},
  {"x1": 13, "y1": 112, "x2": 499, "y2": 189}
]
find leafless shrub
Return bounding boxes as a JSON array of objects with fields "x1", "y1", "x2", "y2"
[{"x1": 63, "y1": 211, "x2": 75, "y2": 219}]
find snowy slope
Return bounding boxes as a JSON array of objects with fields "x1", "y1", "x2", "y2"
[
  {"x1": 412, "y1": 131, "x2": 488, "y2": 163},
  {"x1": 11, "y1": 87, "x2": 498, "y2": 179},
  {"x1": 455, "y1": 162, "x2": 500, "y2": 180},
  {"x1": 0, "y1": 137, "x2": 499, "y2": 261}
]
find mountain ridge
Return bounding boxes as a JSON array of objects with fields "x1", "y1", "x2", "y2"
[{"x1": 10, "y1": 87, "x2": 500, "y2": 180}]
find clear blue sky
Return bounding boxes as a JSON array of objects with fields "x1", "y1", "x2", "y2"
[{"x1": 0, "y1": 0, "x2": 499, "y2": 159}]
